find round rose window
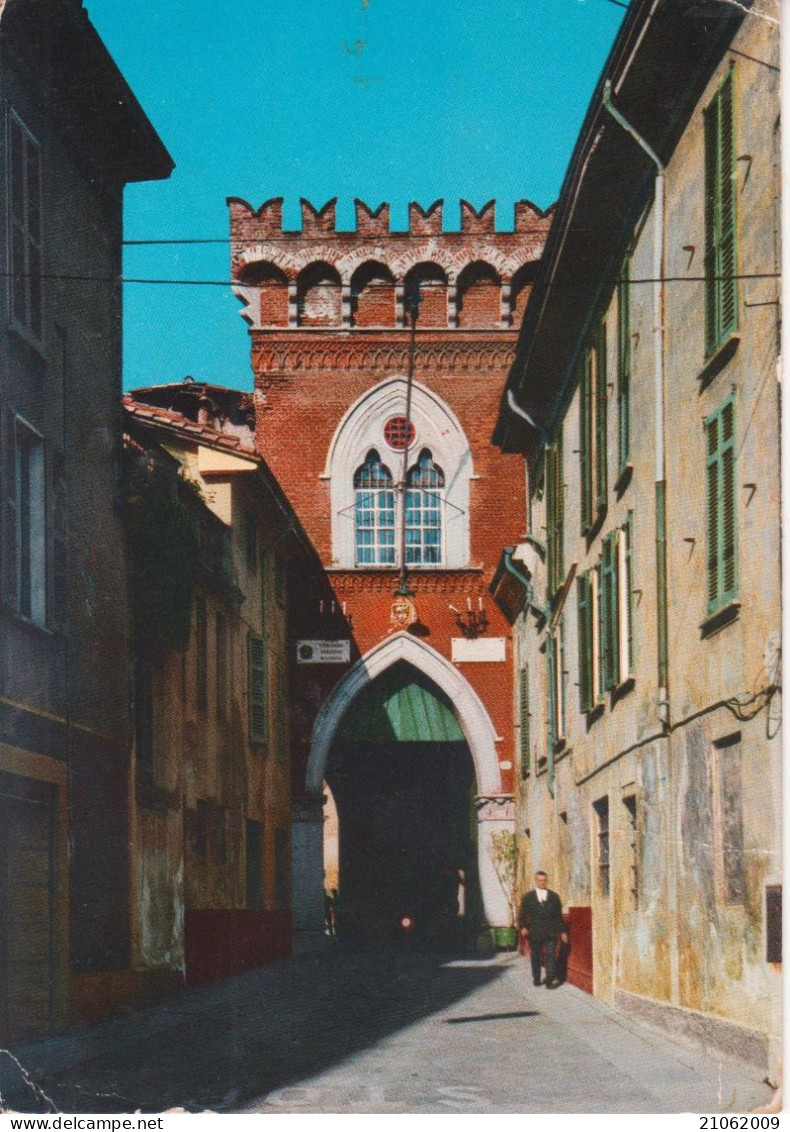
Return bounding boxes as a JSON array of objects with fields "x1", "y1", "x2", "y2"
[{"x1": 383, "y1": 415, "x2": 415, "y2": 451}]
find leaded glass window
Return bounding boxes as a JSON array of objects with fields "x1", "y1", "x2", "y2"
[
  {"x1": 405, "y1": 449, "x2": 444, "y2": 565},
  {"x1": 354, "y1": 450, "x2": 396, "y2": 565}
]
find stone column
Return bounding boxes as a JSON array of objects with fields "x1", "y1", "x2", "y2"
[
  {"x1": 395, "y1": 283, "x2": 405, "y2": 329},
  {"x1": 291, "y1": 793, "x2": 326, "y2": 952},
  {"x1": 341, "y1": 282, "x2": 352, "y2": 329},
  {"x1": 448, "y1": 283, "x2": 458, "y2": 329},
  {"x1": 288, "y1": 282, "x2": 298, "y2": 328},
  {"x1": 500, "y1": 282, "x2": 512, "y2": 329},
  {"x1": 475, "y1": 794, "x2": 516, "y2": 930}
]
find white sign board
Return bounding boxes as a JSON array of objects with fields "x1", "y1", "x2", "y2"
[
  {"x1": 296, "y1": 640, "x2": 351, "y2": 665},
  {"x1": 451, "y1": 637, "x2": 507, "y2": 663}
]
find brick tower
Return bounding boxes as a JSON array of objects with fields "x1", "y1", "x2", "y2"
[{"x1": 228, "y1": 195, "x2": 551, "y2": 947}]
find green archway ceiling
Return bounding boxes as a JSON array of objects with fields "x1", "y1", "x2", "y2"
[{"x1": 338, "y1": 662, "x2": 464, "y2": 743}]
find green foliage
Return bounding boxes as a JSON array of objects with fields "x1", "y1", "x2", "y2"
[
  {"x1": 124, "y1": 448, "x2": 200, "y2": 658},
  {"x1": 489, "y1": 829, "x2": 519, "y2": 926}
]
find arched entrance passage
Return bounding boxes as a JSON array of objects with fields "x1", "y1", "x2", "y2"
[
  {"x1": 291, "y1": 634, "x2": 514, "y2": 949},
  {"x1": 328, "y1": 660, "x2": 480, "y2": 946}
]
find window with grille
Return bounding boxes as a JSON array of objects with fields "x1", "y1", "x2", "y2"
[
  {"x1": 623, "y1": 795, "x2": 638, "y2": 910},
  {"x1": 405, "y1": 449, "x2": 444, "y2": 565},
  {"x1": 705, "y1": 398, "x2": 737, "y2": 614},
  {"x1": 594, "y1": 797, "x2": 610, "y2": 896},
  {"x1": 383, "y1": 415, "x2": 415, "y2": 451},
  {"x1": 354, "y1": 449, "x2": 396, "y2": 566},
  {"x1": 8, "y1": 111, "x2": 43, "y2": 343},
  {"x1": 704, "y1": 66, "x2": 738, "y2": 358},
  {"x1": 580, "y1": 324, "x2": 608, "y2": 533}
]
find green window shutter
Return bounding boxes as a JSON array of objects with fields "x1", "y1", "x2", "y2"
[
  {"x1": 248, "y1": 632, "x2": 268, "y2": 744},
  {"x1": 546, "y1": 635, "x2": 556, "y2": 752},
  {"x1": 601, "y1": 532, "x2": 619, "y2": 691},
  {"x1": 556, "y1": 433, "x2": 564, "y2": 588},
  {"x1": 595, "y1": 324, "x2": 608, "y2": 511},
  {"x1": 558, "y1": 622, "x2": 566, "y2": 740},
  {"x1": 618, "y1": 259, "x2": 631, "y2": 474},
  {"x1": 519, "y1": 665, "x2": 531, "y2": 777},
  {"x1": 705, "y1": 66, "x2": 738, "y2": 356},
  {"x1": 580, "y1": 353, "x2": 593, "y2": 532},
  {"x1": 718, "y1": 69, "x2": 737, "y2": 343},
  {"x1": 577, "y1": 573, "x2": 593, "y2": 713},
  {"x1": 624, "y1": 513, "x2": 634, "y2": 677},
  {"x1": 546, "y1": 438, "x2": 564, "y2": 594},
  {"x1": 706, "y1": 399, "x2": 737, "y2": 612}
]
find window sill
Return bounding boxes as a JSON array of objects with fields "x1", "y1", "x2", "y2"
[
  {"x1": 611, "y1": 676, "x2": 635, "y2": 707},
  {"x1": 700, "y1": 600, "x2": 740, "y2": 639},
  {"x1": 2, "y1": 606, "x2": 56, "y2": 638},
  {"x1": 699, "y1": 335, "x2": 740, "y2": 391},
  {"x1": 614, "y1": 464, "x2": 633, "y2": 499},
  {"x1": 585, "y1": 702, "x2": 605, "y2": 730}
]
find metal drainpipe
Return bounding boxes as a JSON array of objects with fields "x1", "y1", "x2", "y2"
[{"x1": 602, "y1": 81, "x2": 670, "y2": 728}]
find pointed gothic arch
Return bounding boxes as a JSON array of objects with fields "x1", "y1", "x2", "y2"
[
  {"x1": 323, "y1": 377, "x2": 473, "y2": 568},
  {"x1": 306, "y1": 632, "x2": 501, "y2": 795}
]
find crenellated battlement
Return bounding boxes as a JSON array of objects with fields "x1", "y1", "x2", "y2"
[
  {"x1": 227, "y1": 196, "x2": 552, "y2": 333},
  {"x1": 227, "y1": 196, "x2": 552, "y2": 240}
]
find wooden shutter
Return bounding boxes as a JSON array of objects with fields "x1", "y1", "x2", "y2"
[
  {"x1": 546, "y1": 439, "x2": 564, "y2": 594},
  {"x1": 518, "y1": 665, "x2": 531, "y2": 777},
  {"x1": 577, "y1": 573, "x2": 593, "y2": 713},
  {"x1": 618, "y1": 259, "x2": 631, "y2": 473},
  {"x1": 546, "y1": 635, "x2": 556, "y2": 753},
  {"x1": 248, "y1": 632, "x2": 268, "y2": 745},
  {"x1": 622, "y1": 514, "x2": 634, "y2": 678},
  {"x1": 580, "y1": 353, "x2": 592, "y2": 532},
  {"x1": 717, "y1": 69, "x2": 737, "y2": 343},
  {"x1": 706, "y1": 399, "x2": 737, "y2": 612},
  {"x1": 0, "y1": 408, "x2": 18, "y2": 609},
  {"x1": 601, "y1": 531, "x2": 619, "y2": 691},
  {"x1": 595, "y1": 323, "x2": 608, "y2": 511},
  {"x1": 705, "y1": 66, "x2": 738, "y2": 356}
]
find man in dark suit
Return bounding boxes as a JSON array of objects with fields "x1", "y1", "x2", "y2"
[{"x1": 518, "y1": 870, "x2": 568, "y2": 988}]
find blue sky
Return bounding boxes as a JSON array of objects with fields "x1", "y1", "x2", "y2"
[{"x1": 84, "y1": 0, "x2": 625, "y2": 392}]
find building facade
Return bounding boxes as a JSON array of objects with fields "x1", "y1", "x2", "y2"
[
  {"x1": 228, "y1": 196, "x2": 552, "y2": 946},
  {"x1": 495, "y1": 0, "x2": 781, "y2": 1076},
  {"x1": 124, "y1": 382, "x2": 327, "y2": 987},
  {"x1": 0, "y1": 0, "x2": 172, "y2": 1038}
]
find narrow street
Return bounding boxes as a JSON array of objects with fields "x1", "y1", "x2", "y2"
[{"x1": 0, "y1": 948, "x2": 772, "y2": 1115}]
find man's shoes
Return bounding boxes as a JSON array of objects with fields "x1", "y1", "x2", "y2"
[
  {"x1": 533, "y1": 978, "x2": 543, "y2": 987},
  {"x1": 545, "y1": 978, "x2": 559, "y2": 989}
]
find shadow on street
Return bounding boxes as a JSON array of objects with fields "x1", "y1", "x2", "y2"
[{"x1": 0, "y1": 946, "x2": 512, "y2": 1113}]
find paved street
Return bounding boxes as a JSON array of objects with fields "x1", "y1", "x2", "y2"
[{"x1": 0, "y1": 948, "x2": 773, "y2": 1115}]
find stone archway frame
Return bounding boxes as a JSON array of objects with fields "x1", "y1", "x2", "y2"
[
  {"x1": 321, "y1": 377, "x2": 475, "y2": 570},
  {"x1": 306, "y1": 631, "x2": 500, "y2": 795}
]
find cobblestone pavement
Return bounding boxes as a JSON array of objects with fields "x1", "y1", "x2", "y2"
[{"x1": 0, "y1": 948, "x2": 773, "y2": 1115}]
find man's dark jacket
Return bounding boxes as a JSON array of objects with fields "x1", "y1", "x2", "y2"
[{"x1": 518, "y1": 890, "x2": 565, "y2": 941}]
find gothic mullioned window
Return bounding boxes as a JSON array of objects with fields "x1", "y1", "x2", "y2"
[
  {"x1": 354, "y1": 450, "x2": 396, "y2": 566},
  {"x1": 328, "y1": 378, "x2": 472, "y2": 569},
  {"x1": 405, "y1": 449, "x2": 444, "y2": 565}
]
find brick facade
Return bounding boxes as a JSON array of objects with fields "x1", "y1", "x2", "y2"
[{"x1": 229, "y1": 196, "x2": 552, "y2": 934}]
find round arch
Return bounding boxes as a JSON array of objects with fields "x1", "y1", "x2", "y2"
[{"x1": 306, "y1": 632, "x2": 501, "y2": 796}]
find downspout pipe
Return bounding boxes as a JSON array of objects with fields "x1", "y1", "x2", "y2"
[{"x1": 602, "y1": 80, "x2": 670, "y2": 729}]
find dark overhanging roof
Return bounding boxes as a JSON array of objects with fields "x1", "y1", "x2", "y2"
[
  {"x1": 0, "y1": 0, "x2": 173, "y2": 184},
  {"x1": 493, "y1": 0, "x2": 749, "y2": 453}
]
